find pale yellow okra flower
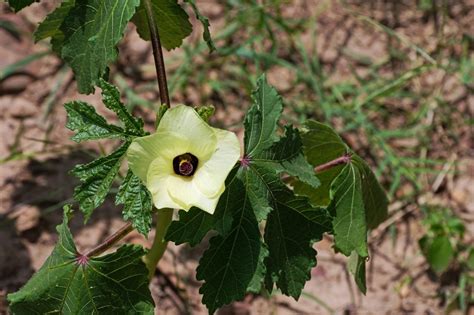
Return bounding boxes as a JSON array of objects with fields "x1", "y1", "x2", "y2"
[{"x1": 127, "y1": 105, "x2": 240, "y2": 214}]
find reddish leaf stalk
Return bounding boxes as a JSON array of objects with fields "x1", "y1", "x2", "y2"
[
  {"x1": 314, "y1": 153, "x2": 352, "y2": 173},
  {"x1": 82, "y1": 222, "x2": 134, "y2": 258},
  {"x1": 143, "y1": 0, "x2": 170, "y2": 107}
]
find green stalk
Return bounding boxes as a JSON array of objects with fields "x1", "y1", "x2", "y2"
[{"x1": 143, "y1": 208, "x2": 173, "y2": 279}]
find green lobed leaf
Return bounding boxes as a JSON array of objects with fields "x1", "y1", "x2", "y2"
[
  {"x1": 243, "y1": 82, "x2": 318, "y2": 222},
  {"x1": 131, "y1": 0, "x2": 192, "y2": 50},
  {"x1": 98, "y1": 79, "x2": 145, "y2": 136},
  {"x1": 116, "y1": 170, "x2": 153, "y2": 236},
  {"x1": 196, "y1": 175, "x2": 266, "y2": 314},
  {"x1": 8, "y1": 213, "x2": 154, "y2": 314},
  {"x1": 255, "y1": 125, "x2": 320, "y2": 189},
  {"x1": 65, "y1": 81, "x2": 147, "y2": 142},
  {"x1": 244, "y1": 74, "x2": 283, "y2": 158},
  {"x1": 328, "y1": 162, "x2": 368, "y2": 258},
  {"x1": 72, "y1": 142, "x2": 130, "y2": 220},
  {"x1": 183, "y1": 0, "x2": 216, "y2": 52},
  {"x1": 34, "y1": 0, "x2": 75, "y2": 44},
  {"x1": 58, "y1": 0, "x2": 141, "y2": 94},
  {"x1": 6, "y1": 0, "x2": 38, "y2": 12},
  {"x1": 294, "y1": 121, "x2": 388, "y2": 261},
  {"x1": 64, "y1": 101, "x2": 125, "y2": 142},
  {"x1": 263, "y1": 183, "x2": 331, "y2": 298},
  {"x1": 294, "y1": 120, "x2": 348, "y2": 207}
]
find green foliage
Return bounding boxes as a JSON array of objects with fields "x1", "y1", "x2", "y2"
[
  {"x1": 196, "y1": 175, "x2": 266, "y2": 314},
  {"x1": 352, "y1": 155, "x2": 389, "y2": 230},
  {"x1": 295, "y1": 121, "x2": 388, "y2": 256},
  {"x1": 291, "y1": 120, "x2": 388, "y2": 294},
  {"x1": 132, "y1": 0, "x2": 192, "y2": 50},
  {"x1": 256, "y1": 125, "x2": 320, "y2": 189},
  {"x1": 183, "y1": 0, "x2": 216, "y2": 52},
  {"x1": 8, "y1": 212, "x2": 154, "y2": 314},
  {"x1": 294, "y1": 120, "x2": 347, "y2": 207},
  {"x1": 244, "y1": 75, "x2": 283, "y2": 157},
  {"x1": 25, "y1": 0, "x2": 214, "y2": 95},
  {"x1": 166, "y1": 170, "x2": 268, "y2": 313},
  {"x1": 425, "y1": 236, "x2": 454, "y2": 274},
  {"x1": 66, "y1": 81, "x2": 152, "y2": 231},
  {"x1": 64, "y1": 101, "x2": 126, "y2": 142},
  {"x1": 419, "y1": 207, "x2": 466, "y2": 274},
  {"x1": 166, "y1": 78, "x2": 339, "y2": 312},
  {"x1": 71, "y1": 143, "x2": 130, "y2": 220},
  {"x1": 348, "y1": 251, "x2": 367, "y2": 294},
  {"x1": 165, "y1": 207, "x2": 215, "y2": 247},
  {"x1": 99, "y1": 79, "x2": 145, "y2": 136},
  {"x1": 327, "y1": 155, "x2": 388, "y2": 258},
  {"x1": 264, "y1": 184, "x2": 330, "y2": 297},
  {"x1": 116, "y1": 170, "x2": 153, "y2": 236},
  {"x1": 242, "y1": 76, "x2": 320, "y2": 221},
  {"x1": 244, "y1": 125, "x2": 320, "y2": 222},
  {"x1": 33, "y1": 0, "x2": 74, "y2": 44},
  {"x1": 328, "y1": 162, "x2": 368, "y2": 258},
  {"x1": 418, "y1": 207, "x2": 473, "y2": 311},
  {"x1": 49, "y1": 0, "x2": 141, "y2": 93},
  {"x1": 5, "y1": 0, "x2": 398, "y2": 313},
  {"x1": 64, "y1": 80, "x2": 144, "y2": 149},
  {"x1": 6, "y1": 0, "x2": 37, "y2": 12}
]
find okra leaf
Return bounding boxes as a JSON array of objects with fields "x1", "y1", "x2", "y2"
[
  {"x1": 8, "y1": 212, "x2": 154, "y2": 314},
  {"x1": 116, "y1": 170, "x2": 153, "y2": 236},
  {"x1": 131, "y1": 0, "x2": 192, "y2": 50},
  {"x1": 72, "y1": 142, "x2": 130, "y2": 220}
]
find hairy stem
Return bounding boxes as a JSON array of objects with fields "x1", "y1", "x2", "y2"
[
  {"x1": 314, "y1": 153, "x2": 352, "y2": 173},
  {"x1": 143, "y1": 208, "x2": 174, "y2": 279},
  {"x1": 143, "y1": 0, "x2": 170, "y2": 107},
  {"x1": 84, "y1": 222, "x2": 134, "y2": 258}
]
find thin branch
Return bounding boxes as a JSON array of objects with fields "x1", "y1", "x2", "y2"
[
  {"x1": 143, "y1": 0, "x2": 170, "y2": 107},
  {"x1": 83, "y1": 222, "x2": 134, "y2": 258},
  {"x1": 314, "y1": 153, "x2": 352, "y2": 173}
]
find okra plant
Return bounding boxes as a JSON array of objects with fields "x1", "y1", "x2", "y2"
[{"x1": 6, "y1": 0, "x2": 389, "y2": 314}]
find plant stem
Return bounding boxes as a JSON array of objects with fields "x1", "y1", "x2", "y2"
[
  {"x1": 143, "y1": 208, "x2": 174, "y2": 279},
  {"x1": 314, "y1": 153, "x2": 352, "y2": 173},
  {"x1": 84, "y1": 222, "x2": 134, "y2": 258},
  {"x1": 143, "y1": 0, "x2": 170, "y2": 107}
]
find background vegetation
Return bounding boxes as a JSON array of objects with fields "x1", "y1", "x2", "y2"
[{"x1": 0, "y1": 0, "x2": 472, "y2": 314}]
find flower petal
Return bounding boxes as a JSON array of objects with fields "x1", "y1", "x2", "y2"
[
  {"x1": 148, "y1": 177, "x2": 181, "y2": 210},
  {"x1": 193, "y1": 128, "x2": 241, "y2": 198},
  {"x1": 127, "y1": 131, "x2": 189, "y2": 183},
  {"x1": 146, "y1": 156, "x2": 180, "y2": 210},
  {"x1": 167, "y1": 176, "x2": 223, "y2": 214},
  {"x1": 157, "y1": 105, "x2": 217, "y2": 160}
]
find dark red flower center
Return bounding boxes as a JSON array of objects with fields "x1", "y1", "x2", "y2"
[{"x1": 173, "y1": 153, "x2": 198, "y2": 176}]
